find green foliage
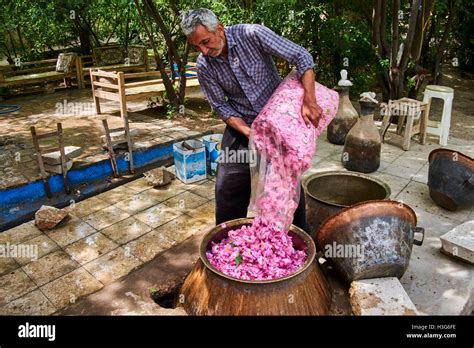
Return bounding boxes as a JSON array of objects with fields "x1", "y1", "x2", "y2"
[
  {"x1": 406, "y1": 75, "x2": 416, "y2": 90},
  {"x1": 0, "y1": 0, "x2": 144, "y2": 62},
  {"x1": 165, "y1": 103, "x2": 177, "y2": 119},
  {"x1": 454, "y1": 0, "x2": 474, "y2": 72},
  {"x1": 1, "y1": 0, "x2": 471, "y2": 99}
]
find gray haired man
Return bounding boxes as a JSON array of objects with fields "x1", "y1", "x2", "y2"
[{"x1": 181, "y1": 8, "x2": 321, "y2": 234}]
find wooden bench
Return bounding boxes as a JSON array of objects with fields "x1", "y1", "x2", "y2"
[
  {"x1": 0, "y1": 53, "x2": 84, "y2": 93},
  {"x1": 89, "y1": 63, "x2": 199, "y2": 119},
  {"x1": 79, "y1": 45, "x2": 148, "y2": 81}
]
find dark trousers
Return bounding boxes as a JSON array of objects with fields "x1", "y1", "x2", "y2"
[{"x1": 215, "y1": 126, "x2": 309, "y2": 234}]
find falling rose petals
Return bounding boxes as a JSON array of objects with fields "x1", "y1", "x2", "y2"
[{"x1": 207, "y1": 71, "x2": 339, "y2": 280}]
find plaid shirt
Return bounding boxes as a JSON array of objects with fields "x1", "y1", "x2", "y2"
[{"x1": 196, "y1": 24, "x2": 314, "y2": 125}]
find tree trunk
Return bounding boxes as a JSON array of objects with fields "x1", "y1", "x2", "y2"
[
  {"x1": 74, "y1": 19, "x2": 93, "y2": 55},
  {"x1": 432, "y1": 0, "x2": 454, "y2": 84},
  {"x1": 371, "y1": 0, "x2": 425, "y2": 101},
  {"x1": 16, "y1": 25, "x2": 27, "y2": 57},
  {"x1": 8, "y1": 31, "x2": 18, "y2": 60},
  {"x1": 138, "y1": 0, "x2": 189, "y2": 109},
  {"x1": 135, "y1": 0, "x2": 180, "y2": 107}
]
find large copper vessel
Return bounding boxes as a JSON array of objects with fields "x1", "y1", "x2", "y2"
[
  {"x1": 428, "y1": 148, "x2": 474, "y2": 211},
  {"x1": 315, "y1": 200, "x2": 424, "y2": 282},
  {"x1": 302, "y1": 171, "x2": 391, "y2": 236},
  {"x1": 179, "y1": 218, "x2": 331, "y2": 315}
]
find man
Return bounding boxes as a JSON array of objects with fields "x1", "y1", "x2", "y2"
[{"x1": 181, "y1": 8, "x2": 322, "y2": 234}]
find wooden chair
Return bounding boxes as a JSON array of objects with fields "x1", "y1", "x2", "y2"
[
  {"x1": 30, "y1": 123, "x2": 82, "y2": 197},
  {"x1": 90, "y1": 65, "x2": 199, "y2": 175},
  {"x1": 380, "y1": 98, "x2": 429, "y2": 151},
  {"x1": 101, "y1": 119, "x2": 134, "y2": 177}
]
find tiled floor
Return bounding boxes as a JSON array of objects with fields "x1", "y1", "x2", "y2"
[
  {"x1": 0, "y1": 175, "x2": 216, "y2": 314},
  {"x1": 0, "y1": 131, "x2": 472, "y2": 315},
  {"x1": 305, "y1": 131, "x2": 474, "y2": 315}
]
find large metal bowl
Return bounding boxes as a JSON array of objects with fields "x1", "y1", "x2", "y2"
[
  {"x1": 302, "y1": 171, "x2": 391, "y2": 236},
  {"x1": 428, "y1": 148, "x2": 474, "y2": 211},
  {"x1": 315, "y1": 200, "x2": 424, "y2": 282},
  {"x1": 199, "y1": 218, "x2": 315, "y2": 284}
]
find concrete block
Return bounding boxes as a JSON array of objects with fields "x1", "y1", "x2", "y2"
[
  {"x1": 44, "y1": 160, "x2": 73, "y2": 174},
  {"x1": 143, "y1": 167, "x2": 175, "y2": 187},
  {"x1": 440, "y1": 220, "x2": 474, "y2": 264},
  {"x1": 42, "y1": 146, "x2": 82, "y2": 165},
  {"x1": 35, "y1": 205, "x2": 69, "y2": 231},
  {"x1": 349, "y1": 277, "x2": 419, "y2": 315},
  {"x1": 101, "y1": 128, "x2": 138, "y2": 143}
]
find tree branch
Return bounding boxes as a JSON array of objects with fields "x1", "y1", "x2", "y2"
[
  {"x1": 372, "y1": 0, "x2": 384, "y2": 57},
  {"x1": 134, "y1": 0, "x2": 177, "y2": 104},
  {"x1": 142, "y1": 0, "x2": 182, "y2": 67},
  {"x1": 399, "y1": 0, "x2": 421, "y2": 69},
  {"x1": 380, "y1": 0, "x2": 389, "y2": 56},
  {"x1": 391, "y1": 0, "x2": 400, "y2": 67}
]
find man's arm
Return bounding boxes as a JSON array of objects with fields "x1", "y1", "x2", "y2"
[
  {"x1": 248, "y1": 25, "x2": 322, "y2": 128},
  {"x1": 301, "y1": 69, "x2": 322, "y2": 128},
  {"x1": 226, "y1": 116, "x2": 251, "y2": 138},
  {"x1": 197, "y1": 63, "x2": 251, "y2": 137}
]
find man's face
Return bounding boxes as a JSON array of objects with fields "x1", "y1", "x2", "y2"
[{"x1": 188, "y1": 23, "x2": 226, "y2": 57}]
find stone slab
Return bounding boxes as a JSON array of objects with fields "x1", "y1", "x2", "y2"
[
  {"x1": 440, "y1": 220, "x2": 474, "y2": 264},
  {"x1": 44, "y1": 159, "x2": 73, "y2": 174},
  {"x1": 349, "y1": 277, "x2": 419, "y2": 315},
  {"x1": 42, "y1": 146, "x2": 83, "y2": 165}
]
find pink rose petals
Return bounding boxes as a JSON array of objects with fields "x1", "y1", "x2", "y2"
[
  {"x1": 206, "y1": 218, "x2": 307, "y2": 280},
  {"x1": 207, "y1": 71, "x2": 339, "y2": 280}
]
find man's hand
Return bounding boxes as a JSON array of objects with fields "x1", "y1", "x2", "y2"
[
  {"x1": 302, "y1": 97, "x2": 322, "y2": 129},
  {"x1": 300, "y1": 68, "x2": 322, "y2": 128},
  {"x1": 226, "y1": 116, "x2": 251, "y2": 139}
]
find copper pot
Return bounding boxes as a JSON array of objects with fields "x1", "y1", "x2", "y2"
[
  {"x1": 179, "y1": 218, "x2": 332, "y2": 315},
  {"x1": 428, "y1": 148, "x2": 474, "y2": 211},
  {"x1": 303, "y1": 171, "x2": 391, "y2": 236},
  {"x1": 315, "y1": 200, "x2": 424, "y2": 282}
]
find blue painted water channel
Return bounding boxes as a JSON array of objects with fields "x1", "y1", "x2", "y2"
[{"x1": 0, "y1": 141, "x2": 176, "y2": 232}]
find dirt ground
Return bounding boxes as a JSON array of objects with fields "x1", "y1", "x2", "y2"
[
  {"x1": 0, "y1": 65, "x2": 472, "y2": 189},
  {"x1": 432, "y1": 66, "x2": 474, "y2": 140}
]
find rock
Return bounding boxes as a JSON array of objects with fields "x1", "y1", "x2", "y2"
[
  {"x1": 143, "y1": 167, "x2": 175, "y2": 187},
  {"x1": 41, "y1": 146, "x2": 83, "y2": 165},
  {"x1": 182, "y1": 141, "x2": 199, "y2": 150},
  {"x1": 44, "y1": 159, "x2": 73, "y2": 174},
  {"x1": 35, "y1": 205, "x2": 69, "y2": 231},
  {"x1": 100, "y1": 128, "x2": 138, "y2": 143},
  {"x1": 440, "y1": 220, "x2": 474, "y2": 264},
  {"x1": 349, "y1": 277, "x2": 419, "y2": 315}
]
